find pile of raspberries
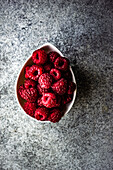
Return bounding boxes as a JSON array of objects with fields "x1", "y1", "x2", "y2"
[{"x1": 18, "y1": 49, "x2": 76, "y2": 123}]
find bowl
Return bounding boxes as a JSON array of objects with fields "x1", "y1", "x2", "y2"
[{"x1": 15, "y1": 43, "x2": 77, "y2": 122}]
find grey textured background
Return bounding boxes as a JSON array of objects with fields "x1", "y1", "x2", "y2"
[{"x1": 0, "y1": 0, "x2": 113, "y2": 170}]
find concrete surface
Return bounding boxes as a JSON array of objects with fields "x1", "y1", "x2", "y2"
[{"x1": 0, "y1": 0, "x2": 113, "y2": 170}]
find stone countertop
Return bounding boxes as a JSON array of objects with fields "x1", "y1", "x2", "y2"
[{"x1": 0, "y1": 0, "x2": 113, "y2": 170}]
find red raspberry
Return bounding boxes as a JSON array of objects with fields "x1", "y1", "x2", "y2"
[
  {"x1": 35, "y1": 107, "x2": 49, "y2": 121},
  {"x1": 49, "y1": 51, "x2": 60, "y2": 63},
  {"x1": 52, "y1": 78, "x2": 67, "y2": 95},
  {"x1": 55, "y1": 95, "x2": 61, "y2": 107},
  {"x1": 38, "y1": 73, "x2": 52, "y2": 89},
  {"x1": 37, "y1": 84, "x2": 50, "y2": 95},
  {"x1": 24, "y1": 79, "x2": 36, "y2": 89},
  {"x1": 32, "y1": 49, "x2": 48, "y2": 65},
  {"x1": 27, "y1": 65, "x2": 43, "y2": 81},
  {"x1": 67, "y1": 82, "x2": 76, "y2": 94},
  {"x1": 62, "y1": 94, "x2": 73, "y2": 104},
  {"x1": 44, "y1": 63, "x2": 53, "y2": 72},
  {"x1": 37, "y1": 97, "x2": 43, "y2": 106},
  {"x1": 42, "y1": 93, "x2": 56, "y2": 108},
  {"x1": 18, "y1": 85, "x2": 38, "y2": 102},
  {"x1": 54, "y1": 56, "x2": 69, "y2": 71},
  {"x1": 50, "y1": 68, "x2": 61, "y2": 80},
  {"x1": 25, "y1": 66, "x2": 30, "y2": 79},
  {"x1": 23, "y1": 102, "x2": 37, "y2": 117},
  {"x1": 63, "y1": 70, "x2": 72, "y2": 81},
  {"x1": 48, "y1": 109, "x2": 63, "y2": 123}
]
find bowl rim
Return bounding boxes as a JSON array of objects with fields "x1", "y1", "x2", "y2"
[{"x1": 15, "y1": 42, "x2": 77, "y2": 123}]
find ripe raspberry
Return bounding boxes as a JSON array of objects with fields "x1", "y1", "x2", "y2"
[
  {"x1": 23, "y1": 102, "x2": 37, "y2": 117},
  {"x1": 37, "y1": 84, "x2": 50, "y2": 95},
  {"x1": 63, "y1": 70, "x2": 72, "y2": 81},
  {"x1": 37, "y1": 97, "x2": 43, "y2": 107},
  {"x1": 44, "y1": 63, "x2": 53, "y2": 72},
  {"x1": 54, "y1": 56, "x2": 69, "y2": 71},
  {"x1": 38, "y1": 73, "x2": 52, "y2": 89},
  {"x1": 52, "y1": 78, "x2": 67, "y2": 95},
  {"x1": 34, "y1": 107, "x2": 49, "y2": 121},
  {"x1": 27, "y1": 65, "x2": 43, "y2": 81},
  {"x1": 49, "y1": 51, "x2": 60, "y2": 63},
  {"x1": 24, "y1": 79, "x2": 36, "y2": 89},
  {"x1": 18, "y1": 85, "x2": 38, "y2": 102},
  {"x1": 25, "y1": 66, "x2": 30, "y2": 79},
  {"x1": 48, "y1": 109, "x2": 62, "y2": 123},
  {"x1": 42, "y1": 93, "x2": 56, "y2": 108},
  {"x1": 67, "y1": 82, "x2": 76, "y2": 94},
  {"x1": 50, "y1": 68, "x2": 61, "y2": 80},
  {"x1": 62, "y1": 94, "x2": 73, "y2": 104},
  {"x1": 55, "y1": 95, "x2": 61, "y2": 107},
  {"x1": 32, "y1": 49, "x2": 48, "y2": 65}
]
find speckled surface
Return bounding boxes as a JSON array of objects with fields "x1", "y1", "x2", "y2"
[{"x1": 0, "y1": 0, "x2": 113, "y2": 170}]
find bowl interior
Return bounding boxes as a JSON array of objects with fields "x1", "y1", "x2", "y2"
[{"x1": 16, "y1": 43, "x2": 77, "y2": 120}]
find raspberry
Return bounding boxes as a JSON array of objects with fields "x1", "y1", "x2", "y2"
[
  {"x1": 24, "y1": 79, "x2": 36, "y2": 89},
  {"x1": 49, "y1": 51, "x2": 60, "y2": 63},
  {"x1": 42, "y1": 93, "x2": 56, "y2": 108},
  {"x1": 32, "y1": 49, "x2": 48, "y2": 65},
  {"x1": 62, "y1": 94, "x2": 73, "y2": 104},
  {"x1": 54, "y1": 56, "x2": 69, "y2": 71},
  {"x1": 34, "y1": 107, "x2": 49, "y2": 121},
  {"x1": 18, "y1": 85, "x2": 38, "y2": 102},
  {"x1": 48, "y1": 109, "x2": 62, "y2": 123},
  {"x1": 37, "y1": 97, "x2": 43, "y2": 106},
  {"x1": 37, "y1": 84, "x2": 50, "y2": 95},
  {"x1": 23, "y1": 102, "x2": 37, "y2": 117},
  {"x1": 63, "y1": 70, "x2": 72, "y2": 81},
  {"x1": 38, "y1": 73, "x2": 52, "y2": 89},
  {"x1": 25, "y1": 66, "x2": 30, "y2": 79},
  {"x1": 52, "y1": 78, "x2": 67, "y2": 95},
  {"x1": 27, "y1": 65, "x2": 43, "y2": 81},
  {"x1": 44, "y1": 63, "x2": 53, "y2": 72},
  {"x1": 55, "y1": 95, "x2": 61, "y2": 107},
  {"x1": 67, "y1": 82, "x2": 76, "y2": 94},
  {"x1": 50, "y1": 68, "x2": 61, "y2": 80}
]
